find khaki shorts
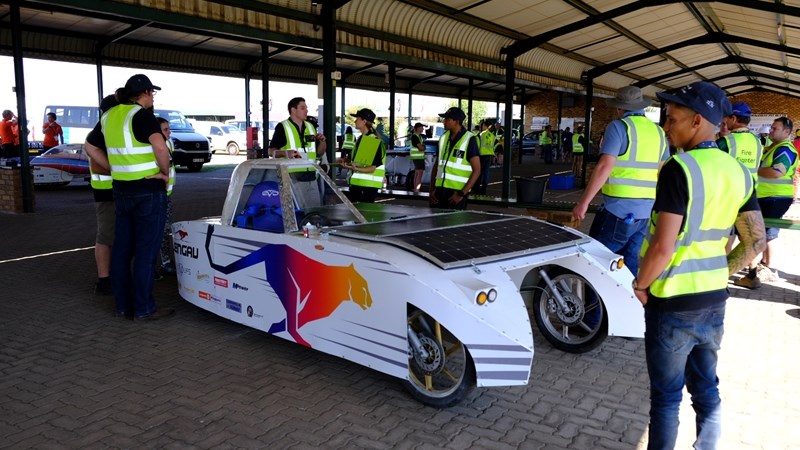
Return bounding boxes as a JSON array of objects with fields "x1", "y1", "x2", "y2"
[{"x1": 95, "y1": 200, "x2": 115, "y2": 246}]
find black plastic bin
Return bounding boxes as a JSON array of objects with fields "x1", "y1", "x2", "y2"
[{"x1": 514, "y1": 176, "x2": 546, "y2": 204}]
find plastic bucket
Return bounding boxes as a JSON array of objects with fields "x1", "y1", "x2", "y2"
[
  {"x1": 515, "y1": 177, "x2": 546, "y2": 204},
  {"x1": 549, "y1": 174, "x2": 575, "y2": 190}
]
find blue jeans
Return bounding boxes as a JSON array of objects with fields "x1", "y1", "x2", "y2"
[
  {"x1": 589, "y1": 208, "x2": 648, "y2": 277},
  {"x1": 111, "y1": 189, "x2": 167, "y2": 317},
  {"x1": 645, "y1": 303, "x2": 725, "y2": 450},
  {"x1": 475, "y1": 155, "x2": 493, "y2": 195}
]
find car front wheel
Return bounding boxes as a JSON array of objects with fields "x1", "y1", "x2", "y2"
[
  {"x1": 531, "y1": 268, "x2": 608, "y2": 353},
  {"x1": 404, "y1": 308, "x2": 474, "y2": 407},
  {"x1": 226, "y1": 142, "x2": 240, "y2": 156}
]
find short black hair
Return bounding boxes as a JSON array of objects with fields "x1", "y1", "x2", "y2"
[
  {"x1": 46, "y1": 112, "x2": 56, "y2": 120},
  {"x1": 288, "y1": 97, "x2": 305, "y2": 112},
  {"x1": 157, "y1": 117, "x2": 169, "y2": 125},
  {"x1": 775, "y1": 116, "x2": 793, "y2": 131}
]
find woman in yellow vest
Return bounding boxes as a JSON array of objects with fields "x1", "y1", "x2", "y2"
[
  {"x1": 409, "y1": 122, "x2": 427, "y2": 193},
  {"x1": 83, "y1": 74, "x2": 174, "y2": 321},
  {"x1": 474, "y1": 120, "x2": 495, "y2": 195},
  {"x1": 341, "y1": 108, "x2": 385, "y2": 203}
]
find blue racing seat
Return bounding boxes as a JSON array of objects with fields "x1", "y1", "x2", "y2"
[{"x1": 235, "y1": 181, "x2": 286, "y2": 233}]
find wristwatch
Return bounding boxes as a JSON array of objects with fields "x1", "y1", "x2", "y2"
[{"x1": 632, "y1": 278, "x2": 648, "y2": 292}]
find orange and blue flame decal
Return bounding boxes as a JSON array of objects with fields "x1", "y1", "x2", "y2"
[{"x1": 204, "y1": 224, "x2": 373, "y2": 347}]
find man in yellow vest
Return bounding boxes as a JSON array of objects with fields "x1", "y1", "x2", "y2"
[
  {"x1": 473, "y1": 120, "x2": 495, "y2": 195},
  {"x1": 572, "y1": 85, "x2": 668, "y2": 277},
  {"x1": 268, "y1": 97, "x2": 327, "y2": 161},
  {"x1": 540, "y1": 124, "x2": 554, "y2": 164},
  {"x1": 635, "y1": 81, "x2": 765, "y2": 449},
  {"x1": 87, "y1": 95, "x2": 119, "y2": 296},
  {"x1": 429, "y1": 107, "x2": 480, "y2": 210},
  {"x1": 409, "y1": 122, "x2": 427, "y2": 193},
  {"x1": 571, "y1": 125, "x2": 585, "y2": 178},
  {"x1": 735, "y1": 116, "x2": 798, "y2": 289},
  {"x1": 83, "y1": 74, "x2": 174, "y2": 321},
  {"x1": 340, "y1": 108, "x2": 385, "y2": 203},
  {"x1": 716, "y1": 102, "x2": 762, "y2": 177}
]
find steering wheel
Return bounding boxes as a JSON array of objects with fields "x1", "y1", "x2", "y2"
[{"x1": 299, "y1": 212, "x2": 328, "y2": 229}]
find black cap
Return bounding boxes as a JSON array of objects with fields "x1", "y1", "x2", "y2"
[
  {"x1": 99, "y1": 95, "x2": 119, "y2": 113},
  {"x1": 439, "y1": 107, "x2": 466, "y2": 122},
  {"x1": 413, "y1": 122, "x2": 425, "y2": 129},
  {"x1": 124, "y1": 74, "x2": 161, "y2": 94},
  {"x1": 350, "y1": 108, "x2": 376, "y2": 123}
]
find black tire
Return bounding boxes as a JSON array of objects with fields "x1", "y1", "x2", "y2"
[
  {"x1": 531, "y1": 267, "x2": 608, "y2": 353},
  {"x1": 187, "y1": 163, "x2": 204, "y2": 172},
  {"x1": 404, "y1": 308, "x2": 475, "y2": 408},
  {"x1": 226, "y1": 142, "x2": 240, "y2": 156}
]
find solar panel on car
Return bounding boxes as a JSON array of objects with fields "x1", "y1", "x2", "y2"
[{"x1": 331, "y1": 211, "x2": 587, "y2": 269}]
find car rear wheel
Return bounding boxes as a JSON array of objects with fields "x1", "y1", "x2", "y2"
[
  {"x1": 405, "y1": 308, "x2": 474, "y2": 408},
  {"x1": 226, "y1": 142, "x2": 240, "y2": 156},
  {"x1": 531, "y1": 268, "x2": 608, "y2": 353}
]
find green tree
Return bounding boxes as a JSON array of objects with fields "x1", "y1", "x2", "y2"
[{"x1": 448, "y1": 100, "x2": 489, "y2": 131}]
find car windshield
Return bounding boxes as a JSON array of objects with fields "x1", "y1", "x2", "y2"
[
  {"x1": 154, "y1": 110, "x2": 194, "y2": 131},
  {"x1": 42, "y1": 144, "x2": 84, "y2": 157}
]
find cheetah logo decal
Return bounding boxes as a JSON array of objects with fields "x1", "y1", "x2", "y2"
[{"x1": 204, "y1": 224, "x2": 373, "y2": 347}]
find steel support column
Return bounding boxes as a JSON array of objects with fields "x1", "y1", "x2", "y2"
[
  {"x1": 501, "y1": 57, "x2": 515, "y2": 199},
  {"x1": 321, "y1": 2, "x2": 337, "y2": 165},
  {"x1": 10, "y1": 2, "x2": 32, "y2": 212},
  {"x1": 581, "y1": 78, "x2": 594, "y2": 189},
  {"x1": 261, "y1": 43, "x2": 270, "y2": 152},
  {"x1": 388, "y1": 62, "x2": 396, "y2": 149}
]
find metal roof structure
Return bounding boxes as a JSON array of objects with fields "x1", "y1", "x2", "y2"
[{"x1": 3, "y1": 0, "x2": 800, "y2": 103}]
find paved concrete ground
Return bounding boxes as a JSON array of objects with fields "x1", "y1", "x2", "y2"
[{"x1": 1, "y1": 154, "x2": 799, "y2": 449}]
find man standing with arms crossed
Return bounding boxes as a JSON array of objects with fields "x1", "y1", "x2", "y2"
[
  {"x1": 635, "y1": 81, "x2": 765, "y2": 449},
  {"x1": 572, "y1": 86, "x2": 668, "y2": 278},
  {"x1": 42, "y1": 112, "x2": 64, "y2": 152}
]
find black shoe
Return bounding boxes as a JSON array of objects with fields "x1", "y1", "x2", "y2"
[
  {"x1": 135, "y1": 308, "x2": 175, "y2": 322},
  {"x1": 95, "y1": 278, "x2": 113, "y2": 296},
  {"x1": 153, "y1": 271, "x2": 164, "y2": 281},
  {"x1": 161, "y1": 263, "x2": 176, "y2": 275},
  {"x1": 115, "y1": 311, "x2": 133, "y2": 320}
]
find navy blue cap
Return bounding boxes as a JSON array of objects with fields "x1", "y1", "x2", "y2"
[
  {"x1": 124, "y1": 74, "x2": 161, "y2": 94},
  {"x1": 657, "y1": 81, "x2": 731, "y2": 125},
  {"x1": 438, "y1": 107, "x2": 466, "y2": 122},
  {"x1": 350, "y1": 108, "x2": 376, "y2": 123},
  {"x1": 731, "y1": 102, "x2": 752, "y2": 118}
]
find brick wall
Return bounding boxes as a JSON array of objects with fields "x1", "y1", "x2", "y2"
[
  {"x1": 728, "y1": 92, "x2": 800, "y2": 122},
  {"x1": 523, "y1": 91, "x2": 617, "y2": 144},
  {"x1": 525, "y1": 90, "x2": 800, "y2": 143},
  {"x1": 0, "y1": 167, "x2": 34, "y2": 213}
]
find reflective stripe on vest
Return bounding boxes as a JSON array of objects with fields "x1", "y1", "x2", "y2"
[
  {"x1": 349, "y1": 135, "x2": 385, "y2": 188},
  {"x1": 410, "y1": 133, "x2": 426, "y2": 160},
  {"x1": 539, "y1": 131, "x2": 552, "y2": 145},
  {"x1": 435, "y1": 131, "x2": 474, "y2": 189},
  {"x1": 642, "y1": 149, "x2": 753, "y2": 298},
  {"x1": 167, "y1": 139, "x2": 176, "y2": 196},
  {"x1": 602, "y1": 116, "x2": 666, "y2": 199},
  {"x1": 101, "y1": 104, "x2": 159, "y2": 181},
  {"x1": 758, "y1": 139, "x2": 798, "y2": 198},
  {"x1": 280, "y1": 119, "x2": 317, "y2": 160},
  {"x1": 342, "y1": 133, "x2": 356, "y2": 151},
  {"x1": 89, "y1": 167, "x2": 113, "y2": 190},
  {"x1": 572, "y1": 133, "x2": 584, "y2": 153},
  {"x1": 724, "y1": 131, "x2": 762, "y2": 176},
  {"x1": 479, "y1": 130, "x2": 495, "y2": 156}
]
